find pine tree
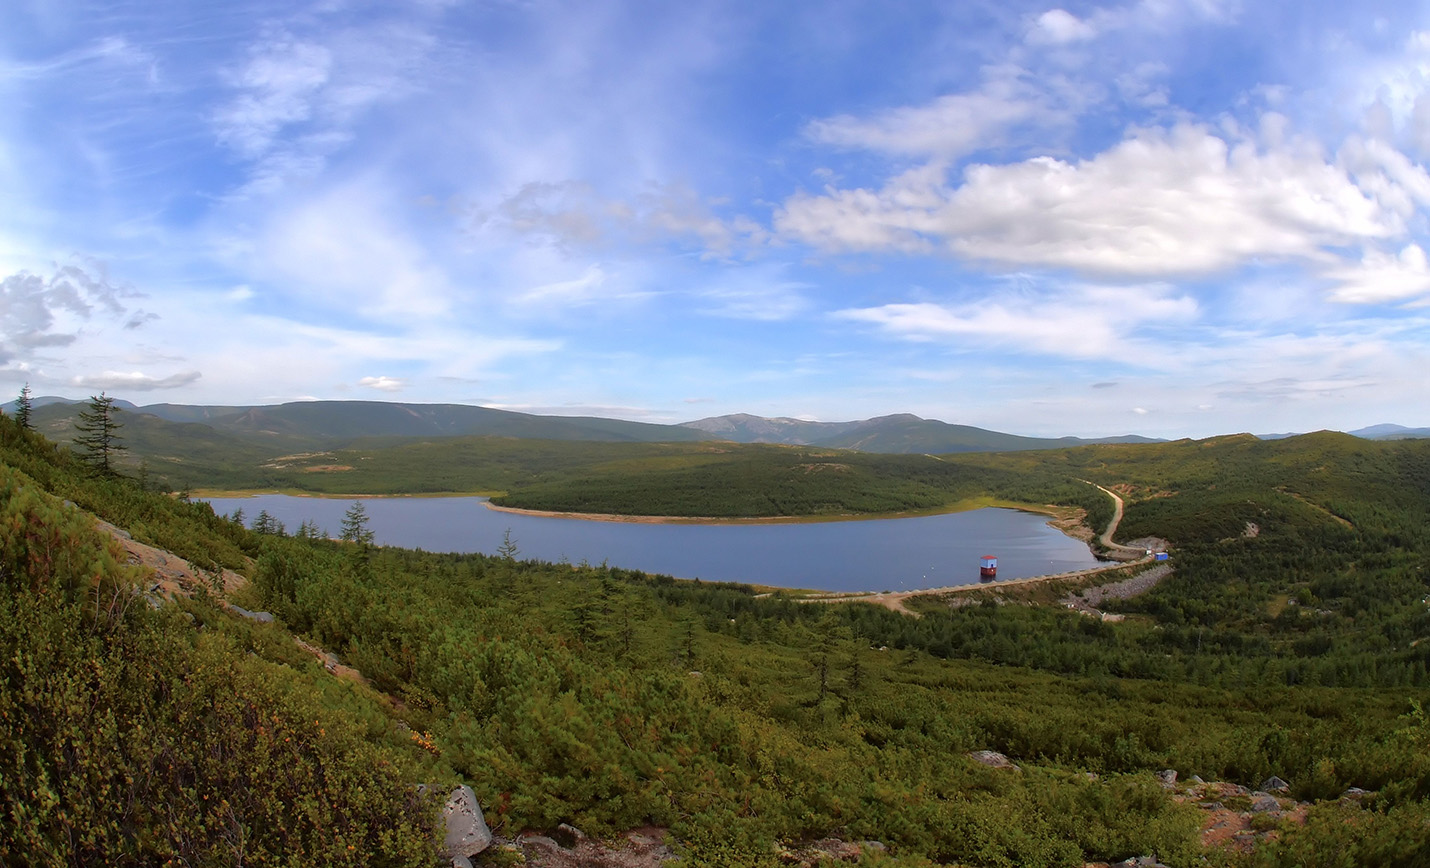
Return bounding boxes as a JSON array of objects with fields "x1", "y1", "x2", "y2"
[
  {"x1": 73, "y1": 392, "x2": 125, "y2": 477},
  {"x1": 14, "y1": 384, "x2": 32, "y2": 430}
]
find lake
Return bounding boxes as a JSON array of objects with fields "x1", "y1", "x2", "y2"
[{"x1": 202, "y1": 495, "x2": 1103, "y2": 593}]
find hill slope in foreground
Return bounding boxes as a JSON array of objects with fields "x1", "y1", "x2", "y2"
[{"x1": 2, "y1": 415, "x2": 1430, "y2": 866}]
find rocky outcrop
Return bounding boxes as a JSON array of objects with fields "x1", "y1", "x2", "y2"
[
  {"x1": 967, "y1": 750, "x2": 1020, "y2": 771},
  {"x1": 443, "y1": 786, "x2": 493, "y2": 862}
]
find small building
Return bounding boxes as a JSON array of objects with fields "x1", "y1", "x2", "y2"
[
  {"x1": 980, "y1": 555, "x2": 998, "y2": 579},
  {"x1": 1154, "y1": 552, "x2": 1170, "y2": 562}
]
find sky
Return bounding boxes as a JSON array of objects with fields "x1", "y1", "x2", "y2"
[{"x1": 2, "y1": 0, "x2": 1429, "y2": 438}]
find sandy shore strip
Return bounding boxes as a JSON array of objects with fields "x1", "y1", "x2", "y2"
[{"x1": 480, "y1": 500, "x2": 1051, "y2": 526}]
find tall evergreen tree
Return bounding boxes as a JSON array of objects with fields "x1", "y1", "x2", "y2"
[
  {"x1": 340, "y1": 501, "x2": 374, "y2": 546},
  {"x1": 14, "y1": 383, "x2": 32, "y2": 430},
  {"x1": 73, "y1": 392, "x2": 125, "y2": 477}
]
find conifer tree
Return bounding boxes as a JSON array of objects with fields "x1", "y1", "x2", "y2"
[
  {"x1": 73, "y1": 392, "x2": 125, "y2": 477},
  {"x1": 14, "y1": 383, "x2": 32, "y2": 430},
  {"x1": 340, "y1": 501, "x2": 374, "y2": 546}
]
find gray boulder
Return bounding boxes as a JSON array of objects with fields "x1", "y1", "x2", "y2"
[
  {"x1": 1250, "y1": 793, "x2": 1281, "y2": 813},
  {"x1": 1155, "y1": 769, "x2": 1177, "y2": 787},
  {"x1": 1260, "y1": 775, "x2": 1290, "y2": 793},
  {"x1": 967, "y1": 750, "x2": 1020, "y2": 771},
  {"x1": 229, "y1": 605, "x2": 275, "y2": 624},
  {"x1": 443, "y1": 785, "x2": 493, "y2": 859}
]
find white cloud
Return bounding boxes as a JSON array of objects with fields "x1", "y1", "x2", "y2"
[
  {"x1": 254, "y1": 181, "x2": 451, "y2": 318},
  {"x1": 1026, "y1": 10, "x2": 1097, "y2": 46},
  {"x1": 358, "y1": 375, "x2": 406, "y2": 392},
  {"x1": 694, "y1": 265, "x2": 811, "y2": 321},
  {"x1": 0, "y1": 264, "x2": 127, "y2": 362},
  {"x1": 1325, "y1": 244, "x2": 1430, "y2": 304},
  {"x1": 214, "y1": 35, "x2": 333, "y2": 159},
  {"x1": 833, "y1": 284, "x2": 1197, "y2": 361},
  {"x1": 523, "y1": 265, "x2": 608, "y2": 303},
  {"x1": 71, "y1": 370, "x2": 201, "y2": 391},
  {"x1": 778, "y1": 122, "x2": 1400, "y2": 278},
  {"x1": 482, "y1": 181, "x2": 764, "y2": 257},
  {"x1": 803, "y1": 65, "x2": 1056, "y2": 158}
]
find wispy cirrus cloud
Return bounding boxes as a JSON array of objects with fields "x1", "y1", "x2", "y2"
[{"x1": 834, "y1": 284, "x2": 1197, "y2": 361}]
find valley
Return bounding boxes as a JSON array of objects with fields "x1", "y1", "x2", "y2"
[{"x1": 2, "y1": 403, "x2": 1429, "y2": 867}]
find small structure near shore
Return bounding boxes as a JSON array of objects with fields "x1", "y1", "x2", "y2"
[{"x1": 980, "y1": 555, "x2": 998, "y2": 580}]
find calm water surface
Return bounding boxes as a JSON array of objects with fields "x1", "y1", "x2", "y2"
[{"x1": 203, "y1": 495, "x2": 1102, "y2": 592}]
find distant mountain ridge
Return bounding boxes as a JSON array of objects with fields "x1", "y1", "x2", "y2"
[
  {"x1": 11, "y1": 397, "x2": 1428, "y2": 452},
  {"x1": 1347, "y1": 423, "x2": 1430, "y2": 440},
  {"x1": 681, "y1": 412, "x2": 1163, "y2": 453},
  {"x1": 22, "y1": 398, "x2": 711, "y2": 447}
]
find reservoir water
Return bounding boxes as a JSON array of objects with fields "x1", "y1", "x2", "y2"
[{"x1": 202, "y1": 495, "x2": 1103, "y2": 593}]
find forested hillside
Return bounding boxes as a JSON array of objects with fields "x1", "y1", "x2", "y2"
[{"x1": 3, "y1": 413, "x2": 1429, "y2": 866}]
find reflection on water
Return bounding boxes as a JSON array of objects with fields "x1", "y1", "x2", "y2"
[{"x1": 203, "y1": 495, "x2": 1101, "y2": 593}]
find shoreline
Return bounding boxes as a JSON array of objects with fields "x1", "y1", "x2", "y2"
[
  {"x1": 195, "y1": 491, "x2": 1132, "y2": 598},
  {"x1": 482, "y1": 498, "x2": 1077, "y2": 527}
]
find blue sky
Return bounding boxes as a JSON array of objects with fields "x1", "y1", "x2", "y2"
[{"x1": 2, "y1": 0, "x2": 1428, "y2": 438}]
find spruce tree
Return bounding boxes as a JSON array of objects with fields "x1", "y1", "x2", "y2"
[
  {"x1": 340, "y1": 501, "x2": 374, "y2": 546},
  {"x1": 14, "y1": 383, "x2": 32, "y2": 430},
  {"x1": 73, "y1": 392, "x2": 125, "y2": 477}
]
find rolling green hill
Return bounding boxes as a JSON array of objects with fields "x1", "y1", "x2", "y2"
[{"x1": 4, "y1": 404, "x2": 1430, "y2": 865}]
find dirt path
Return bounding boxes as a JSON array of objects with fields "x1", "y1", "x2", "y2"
[{"x1": 1085, "y1": 481, "x2": 1149, "y2": 557}]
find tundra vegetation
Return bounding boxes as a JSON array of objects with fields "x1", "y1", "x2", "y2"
[{"x1": 1, "y1": 411, "x2": 1428, "y2": 866}]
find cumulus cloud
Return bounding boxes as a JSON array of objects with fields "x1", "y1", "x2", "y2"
[
  {"x1": 1324, "y1": 244, "x2": 1430, "y2": 304},
  {"x1": 358, "y1": 375, "x2": 406, "y2": 392},
  {"x1": 72, "y1": 370, "x2": 201, "y2": 391},
  {"x1": 803, "y1": 65, "x2": 1058, "y2": 158},
  {"x1": 0, "y1": 265, "x2": 126, "y2": 362},
  {"x1": 778, "y1": 122, "x2": 1400, "y2": 278},
  {"x1": 1026, "y1": 9, "x2": 1097, "y2": 45}
]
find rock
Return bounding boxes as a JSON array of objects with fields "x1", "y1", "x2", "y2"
[
  {"x1": 967, "y1": 750, "x2": 1020, "y2": 771},
  {"x1": 1188, "y1": 774, "x2": 1205, "y2": 784},
  {"x1": 451, "y1": 857, "x2": 474, "y2": 868},
  {"x1": 1249, "y1": 793, "x2": 1281, "y2": 813},
  {"x1": 1340, "y1": 787, "x2": 1370, "y2": 802},
  {"x1": 1260, "y1": 775, "x2": 1290, "y2": 793},
  {"x1": 1155, "y1": 769, "x2": 1177, "y2": 787},
  {"x1": 443, "y1": 785, "x2": 493, "y2": 858},
  {"x1": 808, "y1": 838, "x2": 860, "y2": 861},
  {"x1": 858, "y1": 841, "x2": 887, "y2": 853},
  {"x1": 229, "y1": 605, "x2": 275, "y2": 624},
  {"x1": 1113, "y1": 857, "x2": 1170, "y2": 868},
  {"x1": 551, "y1": 823, "x2": 586, "y2": 849}
]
